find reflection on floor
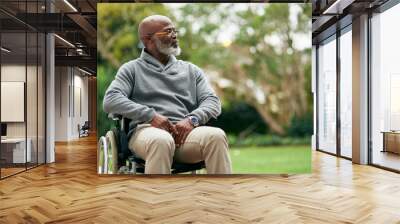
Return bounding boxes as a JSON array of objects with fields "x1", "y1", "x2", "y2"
[
  {"x1": 373, "y1": 150, "x2": 400, "y2": 170},
  {"x1": 0, "y1": 163, "x2": 41, "y2": 178},
  {"x1": 0, "y1": 167, "x2": 25, "y2": 177}
]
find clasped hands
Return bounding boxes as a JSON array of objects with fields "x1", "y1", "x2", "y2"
[{"x1": 150, "y1": 113, "x2": 194, "y2": 147}]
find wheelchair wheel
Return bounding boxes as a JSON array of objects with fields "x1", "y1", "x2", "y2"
[
  {"x1": 105, "y1": 130, "x2": 118, "y2": 174},
  {"x1": 98, "y1": 136, "x2": 107, "y2": 174}
]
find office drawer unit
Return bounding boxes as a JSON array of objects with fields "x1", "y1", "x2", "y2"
[
  {"x1": 382, "y1": 132, "x2": 400, "y2": 154},
  {"x1": 0, "y1": 138, "x2": 32, "y2": 164}
]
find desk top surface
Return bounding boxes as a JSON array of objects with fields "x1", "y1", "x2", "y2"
[
  {"x1": 1, "y1": 138, "x2": 28, "y2": 143},
  {"x1": 381, "y1": 131, "x2": 400, "y2": 134}
]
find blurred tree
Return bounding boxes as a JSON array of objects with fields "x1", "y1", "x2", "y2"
[
  {"x1": 209, "y1": 101, "x2": 268, "y2": 136},
  {"x1": 175, "y1": 4, "x2": 312, "y2": 135},
  {"x1": 287, "y1": 112, "x2": 313, "y2": 137},
  {"x1": 98, "y1": 3, "x2": 172, "y2": 67}
]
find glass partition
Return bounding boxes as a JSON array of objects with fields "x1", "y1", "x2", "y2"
[
  {"x1": 339, "y1": 28, "x2": 352, "y2": 158},
  {"x1": 1, "y1": 29, "x2": 28, "y2": 177},
  {"x1": 317, "y1": 36, "x2": 337, "y2": 154},
  {"x1": 371, "y1": 3, "x2": 400, "y2": 171},
  {"x1": 27, "y1": 30, "x2": 38, "y2": 169},
  {"x1": 0, "y1": 1, "x2": 46, "y2": 179}
]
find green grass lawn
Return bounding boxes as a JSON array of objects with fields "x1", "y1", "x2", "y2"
[{"x1": 229, "y1": 145, "x2": 311, "y2": 174}]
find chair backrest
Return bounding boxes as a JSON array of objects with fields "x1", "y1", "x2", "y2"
[
  {"x1": 82, "y1": 121, "x2": 90, "y2": 129},
  {"x1": 121, "y1": 117, "x2": 131, "y2": 134}
]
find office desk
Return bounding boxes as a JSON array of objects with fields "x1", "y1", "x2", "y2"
[
  {"x1": 1, "y1": 138, "x2": 31, "y2": 164},
  {"x1": 381, "y1": 131, "x2": 400, "y2": 154}
]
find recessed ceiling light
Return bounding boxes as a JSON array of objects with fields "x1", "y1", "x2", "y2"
[
  {"x1": 1, "y1": 47, "x2": 11, "y2": 53},
  {"x1": 63, "y1": 0, "x2": 78, "y2": 12},
  {"x1": 78, "y1": 67, "x2": 92, "y2": 76},
  {"x1": 322, "y1": 0, "x2": 354, "y2": 15},
  {"x1": 54, "y1": 34, "x2": 75, "y2": 48}
]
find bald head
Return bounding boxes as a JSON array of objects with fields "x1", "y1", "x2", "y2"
[
  {"x1": 138, "y1": 15, "x2": 181, "y2": 59},
  {"x1": 138, "y1": 15, "x2": 173, "y2": 42}
]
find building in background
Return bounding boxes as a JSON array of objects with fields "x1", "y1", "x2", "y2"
[{"x1": 312, "y1": 0, "x2": 400, "y2": 172}]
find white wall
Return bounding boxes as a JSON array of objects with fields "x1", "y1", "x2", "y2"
[
  {"x1": 54, "y1": 67, "x2": 89, "y2": 141},
  {"x1": 55, "y1": 67, "x2": 69, "y2": 141},
  {"x1": 1, "y1": 63, "x2": 46, "y2": 164},
  {"x1": 1, "y1": 65, "x2": 42, "y2": 138},
  {"x1": 73, "y1": 73, "x2": 89, "y2": 137},
  {"x1": 1, "y1": 65, "x2": 26, "y2": 138}
]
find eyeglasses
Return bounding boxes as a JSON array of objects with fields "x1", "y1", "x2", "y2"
[{"x1": 148, "y1": 28, "x2": 179, "y2": 37}]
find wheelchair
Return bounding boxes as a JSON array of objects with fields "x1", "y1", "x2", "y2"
[{"x1": 98, "y1": 114, "x2": 205, "y2": 174}]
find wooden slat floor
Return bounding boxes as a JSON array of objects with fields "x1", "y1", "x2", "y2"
[
  {"x1": 1, "y1": 167, "x2": 26, "y2": 178},
  {"x1": 1, "y1": 135, "x2": 400, "y2": 223}
]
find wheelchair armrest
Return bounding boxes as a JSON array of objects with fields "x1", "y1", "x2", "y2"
[
  {"x1": 108, "y1": 114, "x2": 130, "y2": 133},
  {"x1": 108, "y1": 113, "x2": 123, "y2": 121}
]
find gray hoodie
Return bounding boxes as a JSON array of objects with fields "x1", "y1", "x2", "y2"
[{"x1": 103, "y1": 49, "x2": 221, "y2": 136}]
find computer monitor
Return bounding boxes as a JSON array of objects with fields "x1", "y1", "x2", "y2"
[{"x1": 1, "y1": 123, "x2": 7, "y2": 137}]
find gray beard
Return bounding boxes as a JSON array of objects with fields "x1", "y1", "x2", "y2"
[{"x1": 155, "y1": 38, "x2": 181, "y2": 56}]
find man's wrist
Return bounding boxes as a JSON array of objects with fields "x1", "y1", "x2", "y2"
[
  {"x1": 187, "y1": 115, "x2": 200, "y2": 127},
  {"x1": 145, "y1": 111, "x2": 157, "y2": 124}
]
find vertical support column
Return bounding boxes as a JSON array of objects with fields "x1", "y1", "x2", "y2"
[
  {"x1": 315, "y1": 45, "x2": 320, "y2": 151},
  {"x1": 0, "y1": 21, "x2": 2, "y2": 179},
  {"x1": 336, "y1": 29, "x2": 341, "y2": 157},
  {"x1": 352, "y1": 14, "x2": 369, "y2": 164},
  {"x1": 312, "y1": 45, "x2": 317, "y2": 151},
  {"x1": 88, "y1": 76, "x2": 97, "y2": 132},
  {"x1": 68, "y1": 67, "x2": 74, "y2": 140},
  {"x1": 46, "y1": 1, "x2": 55, "y2": 163}
]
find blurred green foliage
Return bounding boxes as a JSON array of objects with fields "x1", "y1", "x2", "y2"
[
  {"x1": 97, "y1": 66, "x2": 116, "y2": 137},
  {"x1": 228, "y1": 134, "x2": 310, "y2": 147},
  {"x1": 286, "y1": 112, "x2": 313, "y2": 137},
  {"x1": 209, "y1": 102, "x2": 269, "y2": 135}
]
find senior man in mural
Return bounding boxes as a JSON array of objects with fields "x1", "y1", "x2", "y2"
[{"x1": 103, "y1": 15, "x2": 232, "y2": 174}]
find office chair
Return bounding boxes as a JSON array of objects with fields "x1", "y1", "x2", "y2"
[
  {"x1": 78, "y1": 121, "x2": 90, "y2": 138},
  {"x1": 98, "y1": 114, "x2": 205, "y2": 174}
]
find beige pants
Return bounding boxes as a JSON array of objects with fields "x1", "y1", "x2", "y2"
[{"x1": 128, "y1": 125, "x2": 232, "y2": 174}]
